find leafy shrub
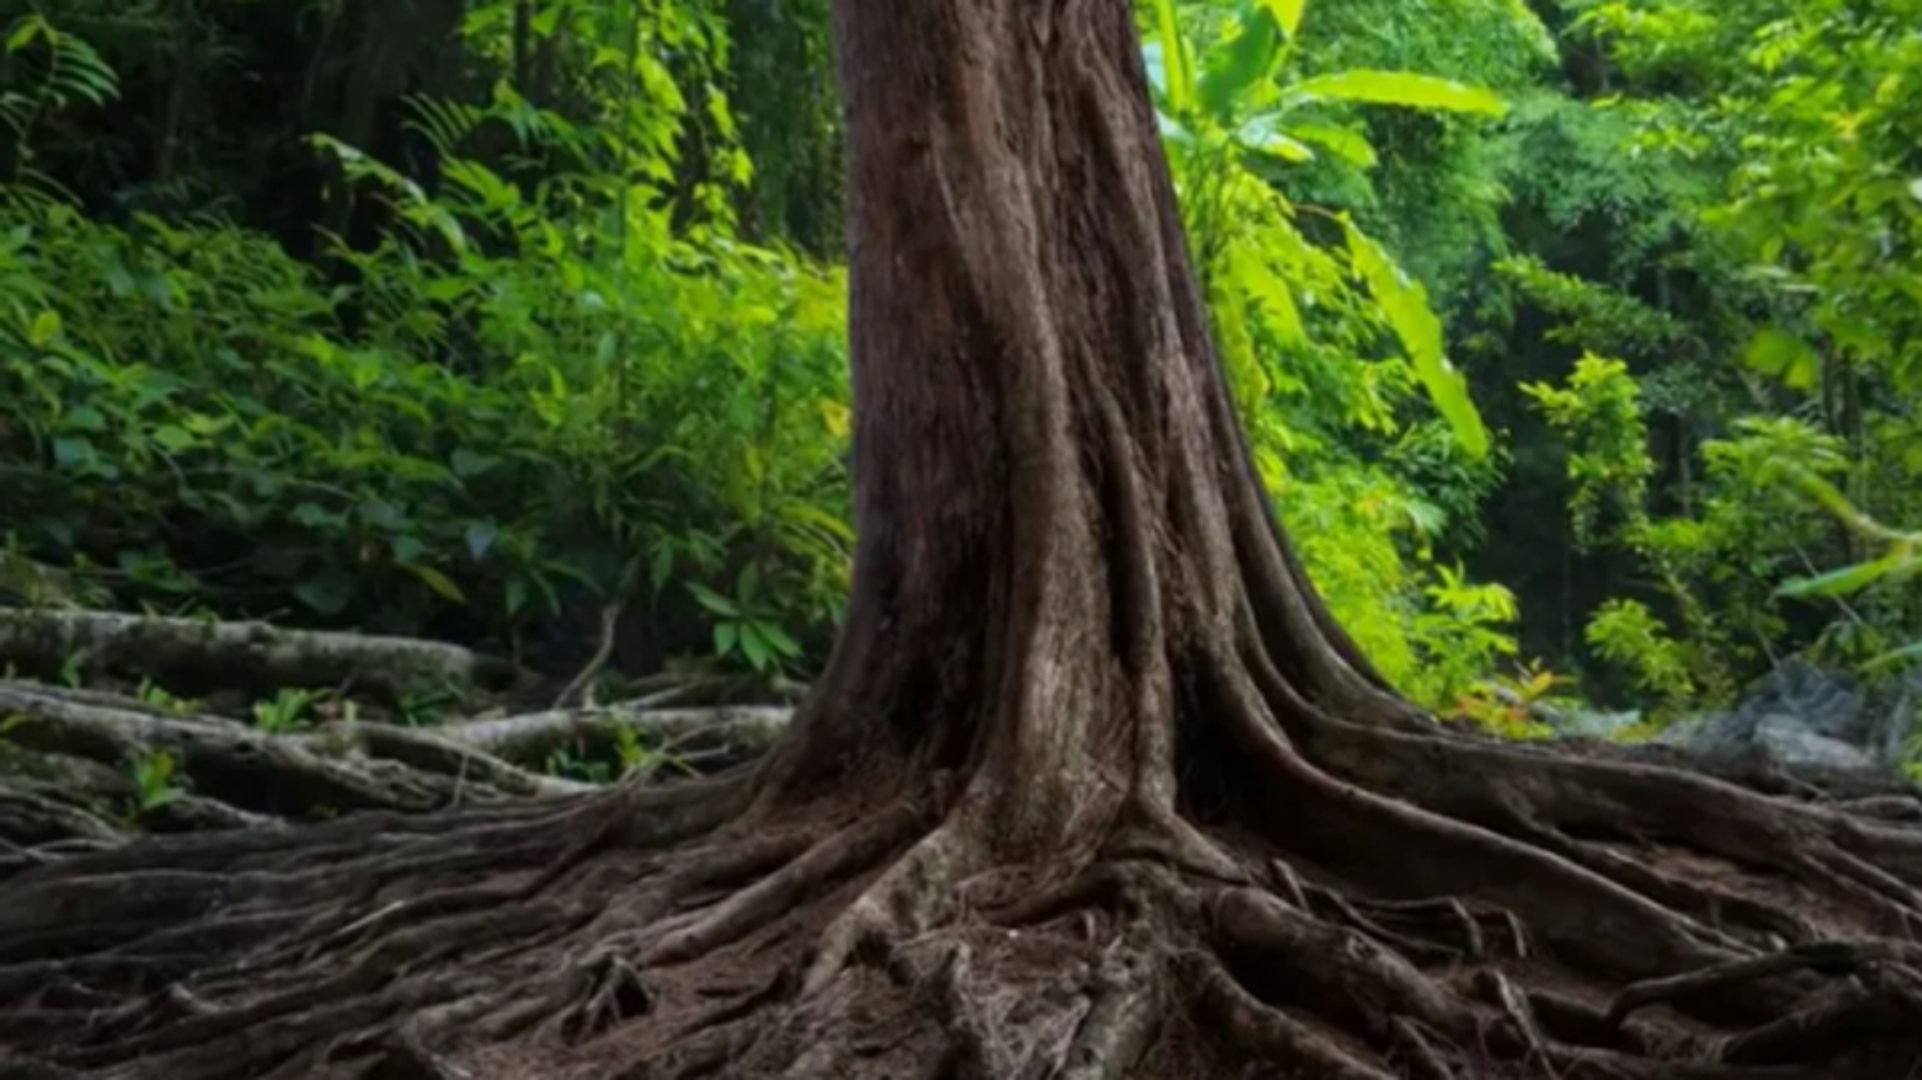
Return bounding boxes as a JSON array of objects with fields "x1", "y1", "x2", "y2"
[{"x1": 0, "y1": 14, "x2": 851, "y2": 676}]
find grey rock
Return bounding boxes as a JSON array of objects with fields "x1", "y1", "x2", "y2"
[
  {"x1": 1751, "y1": 712, "x2": 1876, "y2": 771},
  {"x1": 1738, "y1": 657, "x2": 1866, "y2": 742},
  {"x1": 1641, "y1": 659, "x2": 1919, "y2": 775}
]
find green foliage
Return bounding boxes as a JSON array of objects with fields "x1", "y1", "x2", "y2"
[
  {"x1": 1448, "y1": 659, "x2": 1575, "y2": 739},
  {"x1": 0, "y1": 13, "x2": 116, "y2": 207},
  {"x1": 1494, "y1": 0, "x2": 1922, "y2": 712},
  {"x1": 1522, "y1": 355, "x2": 1652, "y2": 549},
  {"x1": 1584, "y1": 598, "x2": 1693, "y2": 704},
  {"x1": 252, "y1": 689, "x2": 320, "y2": 733},
  {"x1": 10, "y1": 0, "x2": 1915, "y2": 735},
  {"x1": 1142, "y1": 0, "x2": 1517, "y2": 707},
  {"x1": 0, "y1": 9, "x2": 852, "y2": 676},
  {"x1": 126, "y1": 748, "x2": 186, "y2": 817},
  {"x1": 135, "y1": 678, "x2": 198, "y2": 716}
]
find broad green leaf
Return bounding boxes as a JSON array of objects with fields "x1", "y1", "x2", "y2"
[
  {"x1": 1776, "y1": 549, "x2": 1910, "y2": 600},
  {"x1": 152, "y1": 425, "x2": 196, "y2": 454},
  {"x1": 1253, "y1": 134, "x2": 1316, "y2": 163},
  {"x1": 1228, "y1": 247, "x2": 1305, "y2": 343},
  {"x1": 759, "y1": 621, "x2": 804, "y2": 658},
  {"x1": 1742, "y1": 328, "x2": 1820, "y2": 390},
  {"x1": 687, "y1": 582, "x2": 740, "y2": 617},
  {"x1": 1288, "y1": 122, "x2": 1377, "y2": 168},
  {"x1": 1287, "y1": 70, "x2": 1506, "y2": 116},
  {"x1": 1235, "y1": 115, "x2": 1313, "y2": 163},
  {"x1": 739, "y1": 622, "x2": 772, "y2": 671},
  {"x1": 714, "y1": 621, "x2": 739, "y2": 658},
  {"x1": 1343, "y1": 220, "x2": 1488, "y2": 458},
  {"x1": 1199, "y1": 7, "x2": 1283, "y2": 121}
]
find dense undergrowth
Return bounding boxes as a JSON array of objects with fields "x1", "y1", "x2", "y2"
[{"x1": 0, "y1": 0, "x2": 1917, "y2": 740}]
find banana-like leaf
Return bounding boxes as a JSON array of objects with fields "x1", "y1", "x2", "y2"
[
  {"x1": 1288, "y1": 69, "x2": 1506, "y2": 116},
  {"x1": 1343, "y1": 219, "x2": 1489, "y2": 458}
]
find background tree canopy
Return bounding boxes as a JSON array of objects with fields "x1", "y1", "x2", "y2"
[{"x1": 1, "y1": 0, "x2": 1918, "y2": 757}]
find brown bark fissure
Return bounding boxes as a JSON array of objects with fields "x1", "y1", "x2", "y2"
[{"x1": 6, "y1": 1, "x2": 1922, "y2": 1078}]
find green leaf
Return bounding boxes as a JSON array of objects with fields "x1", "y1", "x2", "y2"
[
  {"x1": 759, "y1": 621, "x2": 804, "y2": 658},
  {"x1": 402, "y1": 562, "x2": 467, "y2": 604},
  {"x1": 61, "y1": 405, "x2": 106, "y2": 432},
  {"x1": 391, "y1": 534, "x2": 428, "y2": 565},
  {"x1": 141, "y1": 786, "x2": 185, "y2": 811},
  {"x1": 1199, "y1": 7, "x2": 1283, "y2": 121},
  {"x1": 1287, "y1": 122, "x2": 1377, "y2": 168},
  {"x1": 739, "y1": 622, "x2": 773, "y2": 671},
  {"x1": 1742, "y1": 329, "x2": 1820, "y2": 390},
  {"x1": 1864, "y1": 638, "x2": 1922, "y2": 673},
  {"x1": 1342, "y1": 219, "x2": 1488, "y2": 458},
  {"x1": 1287, "y1": 70, "x2": 1506, "y2": 115},
  {"x1": 6, "y1": 16, "x2": 47, "y2": 53},
  {"x1": 1776, "y1": 554, "x2": 1904, "y2": 600},
  {"x1": 649, "y1": 544, "x2": 676, "y2": 595},
  {"x1": 714, "y1": 621, "x2": 739, "y2": 658},
  {"x1": 1227, "y1": 247, "x2": 1305, "y2": 343},
  {"x1": 152, "y1": 425, "x2": 197, "y2": 454},
  {"x1": 1260, "y1": 0, "x2": 1305, "y2": 38},
  {"x1": 291, "y1": 502, "x2": 343, "y2": 530},
  {"x1": 1241, "y1": 122, "x2": 1316, "y2": 163},
  {"x1": 687, "y1": 582, "x2": 740, "y2": 617},
  {"x1": 26, "y1": 309, "x2": 61, "y2": 347}
]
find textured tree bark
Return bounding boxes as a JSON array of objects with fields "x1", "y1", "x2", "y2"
[{"x1": 4, "y1": 2, "x2": 1922, "y2": 1078}]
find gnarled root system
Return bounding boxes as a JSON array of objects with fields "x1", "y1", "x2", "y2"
[{"x1": 5, "y1": 648, "x2": 1922, "y2": 1080}]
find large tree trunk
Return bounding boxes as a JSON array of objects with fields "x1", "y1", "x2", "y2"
[{"x1": 6, "y1": 2, "x2": 1922, "y2": 1077}]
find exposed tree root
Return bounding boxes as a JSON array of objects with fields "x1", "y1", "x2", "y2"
[
  {"x1": 0, "y1": 609, "x2": 526, "y2": 706},
  {"x1": 447, "y1": 704, "x2": 789, "y2": 775},
  {"x1": 0, "y1": 676, "x2": 788, "y2": 858},
  {"x1": 5, "y1": 682, "x2": 1922, "y2": 1079},
  {"x1": 6, "y1": 599, "x2": 1921, "y2": 1080}
]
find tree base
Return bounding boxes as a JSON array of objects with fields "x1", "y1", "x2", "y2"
[{"x1": 5, "y1": 697, "x2": 1922, "y2": 1080}]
